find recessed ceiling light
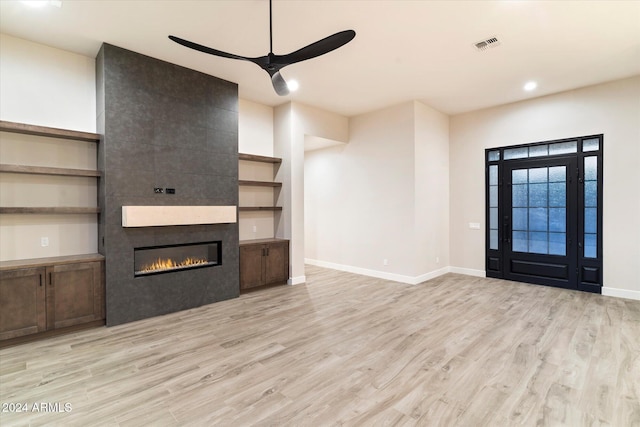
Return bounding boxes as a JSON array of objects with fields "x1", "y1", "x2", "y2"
[
  {"x1": 287, "y1": 80, "x2": 299, "y2": 92},
  {"x1": 524, "y1": 81, "x2": 537, "y2": 91}
]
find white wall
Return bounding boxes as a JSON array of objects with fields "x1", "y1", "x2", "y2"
[
  {"x1": 238, "y1": 99, "x2": 273, "y2": 157},
  {"x1": 275, "y1": 101, "x2": 349, "y2": 284},
  {"x1": 305, "y1": 102, "x2": 414, "y2": 276},
  {"x1": 305, "y1": 101, "x2": 451, "y2": 283},
  {"x1": 414, "y1": 101, "x2": 450, "y2": 278},
  {"x1": 0, "y1": 34, "x2": 98, "y2": 261},
  {"x1": 450, "y1": 76, "x2": 640, "y2": 297},
  {"x1": 274, "y1": 103, "x2": 298, "y2": 281},
  {"x1": 293, "y1": 102, "x2": 350, "y2": 143},
  {"x1": 238, "y1": 99, "x2": 277, "y2": 241},
  {"x1": 0, "y1": 34, "x2": 96, "y2": 132}
]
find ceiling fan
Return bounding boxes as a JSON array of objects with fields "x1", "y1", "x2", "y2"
[{"x1": 169, "y1": 0, "x2": 355, "y2": 96}]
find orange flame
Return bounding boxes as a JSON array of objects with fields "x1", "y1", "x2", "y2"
[{"x1": 139, "y1": 257, "x2": 208, "y2": 273}]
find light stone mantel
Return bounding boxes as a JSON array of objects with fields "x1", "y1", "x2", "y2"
[{"x1": 122, "y1": 206, "x2": 237, "y2": 227}]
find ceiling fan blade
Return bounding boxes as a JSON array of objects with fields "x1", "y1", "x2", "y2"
[
  {"x1": 270, "y1": 71, "x2": 290, "y2": 96},
  {"x1": 169, "y1": 35, "x2": 255, "y2": 62},
  {"x1": 275, "y1": 30, "x2": 356, "y2": 66},
  {"x1": 169, "y1": 2, "x2": 355, "y2": 97}
]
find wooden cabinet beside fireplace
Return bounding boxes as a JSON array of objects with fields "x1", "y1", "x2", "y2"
[
  {"x1": 239, "y1": 239, "x2": 289, "y2": 290},
  {"x1": 0, "y1": 254, "x2": 105, "y2": 343}
]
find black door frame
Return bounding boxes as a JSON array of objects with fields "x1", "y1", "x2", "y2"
[{"x1": 485, "y1": 135, "x2": 603, "y2": 293}]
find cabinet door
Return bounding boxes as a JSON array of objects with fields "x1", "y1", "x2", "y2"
[
  {"x1": 264, "y1": 241, "x2": 289, "y2": 285},
  {"x1": 240, "y1": 245, "x2": 266, "y2": 290},
  {"x1": 47, "y1": 261, "x2": 104, "y2": 329},
  {"x1": 0, "y1": 267, "x2": 46, "y2": 340}
]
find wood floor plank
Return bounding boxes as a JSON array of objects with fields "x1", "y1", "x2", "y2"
[
  {"x1": 1, "y1": 266, "x2": 639, "y2": 426},
  {"x1": 498, "y1": 359, "x2": 561, "y2": 425}
]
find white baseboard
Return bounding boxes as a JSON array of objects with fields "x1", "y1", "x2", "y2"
[
  {"x1": 413, "y1": 267, "x2": 453, "y2": 284},
  {"x1": 449, "y1": 266, "x2": 486, "y2": 278},
  {"x1": 288, "y1": 275, "x2": 306, "y2": 285},
  {"x1": 305, "y1": 258, "x2": 452, "y2": 285},
  {"x1": 305, "y1": 259, "x2": 639, "y2": 302},
  {"x1": 602, "y1": 286, "x2": 640, "y2": 301}
]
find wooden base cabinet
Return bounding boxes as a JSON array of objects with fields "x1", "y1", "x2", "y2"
[
  {"x1": 240, "y1": 239, "x2": 289, "y2": 291},
  {"x1": 0, "y1": 267, "x2": 46, "y2": 340},
  {"x1": 0, "y1": 255, "x2": 104, "y2": 342},
  {"x1": 47, "y1": 261, "x2": 104, "y2": 330}
]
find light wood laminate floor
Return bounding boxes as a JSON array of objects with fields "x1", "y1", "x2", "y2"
[{"x1": 1, "y1": 266, "x2": 639, "y2": 426}]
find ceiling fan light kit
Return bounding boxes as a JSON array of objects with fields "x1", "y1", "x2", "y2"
[{"x1": 169, "y1": 0, "x2": 355, "y2": 96}]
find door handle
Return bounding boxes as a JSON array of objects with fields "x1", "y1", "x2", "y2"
[{"x1": 503, "y1": 216, "x2": 511, "y2": 244}]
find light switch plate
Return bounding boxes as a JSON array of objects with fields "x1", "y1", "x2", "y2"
[{"x1": 469, "y1": 222, "x2": 481, "y2": 230}]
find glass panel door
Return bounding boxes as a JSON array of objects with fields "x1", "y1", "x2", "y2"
[{"x1": 503, "y1": 157, "x2": 577, "y2": 289}]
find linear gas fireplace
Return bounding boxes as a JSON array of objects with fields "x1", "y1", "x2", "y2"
[{"x1": 134, "y1": 241, "x2": 222, "y2": 277}]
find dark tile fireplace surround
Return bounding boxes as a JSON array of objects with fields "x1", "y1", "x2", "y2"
[{"x1": 96, "y1": 44, "x2": 239, "y2": 326}]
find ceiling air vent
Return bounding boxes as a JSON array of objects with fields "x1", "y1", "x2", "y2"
[{"x1": 474, "y1": 36, "x2": 500, "y2": 51}]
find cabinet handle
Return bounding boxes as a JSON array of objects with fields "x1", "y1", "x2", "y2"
[
  {"x1": 39, "y1": 274, "x2": 43, "y2": 287},
  {"x1": 49, "y1": 272, "x2": 53, "y2": 286},
  {"x1": 266, "y1": 247, "x2": 269, "y2": 256}
]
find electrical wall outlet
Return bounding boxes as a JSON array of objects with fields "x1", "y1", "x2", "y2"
[
  {"x1": 41, "y1": 237, "x2": 49, "y2": 247},
  {"x1": 383, "y1": 259, "x2": 388, "y2": 266},
  {"x1": 252, "y1": 225, "x2": 257, "y2": 233}
]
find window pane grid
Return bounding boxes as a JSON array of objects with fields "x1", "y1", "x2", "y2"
[
  {"x1": 489, "y1": 165, "x2": 499, "y2": 250},
  {"x1": 584, "y1": 156, "x2": 598, "y2": 258},
  {"x1": 512, "y1": 166, "x2": 566, "y2": 256},
  {"x1": 503, "y1": 142, "x2": 577, "y2": 161}
]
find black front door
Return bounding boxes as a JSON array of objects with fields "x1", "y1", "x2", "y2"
[
  {"x1": 503, "y1": 157, "x2": 578, "y2": 289},
  {"x1": 486, "y1": 135, "x2": 603, "y2": 293}
]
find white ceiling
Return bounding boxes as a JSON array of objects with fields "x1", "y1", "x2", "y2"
[{"x1": 1, "y1": 0, "x2": 639, "y2": 117}]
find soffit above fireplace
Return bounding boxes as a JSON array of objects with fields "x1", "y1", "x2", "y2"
[{"x1": 122, "y1": 206, "x2": 236, "y2": 227}]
